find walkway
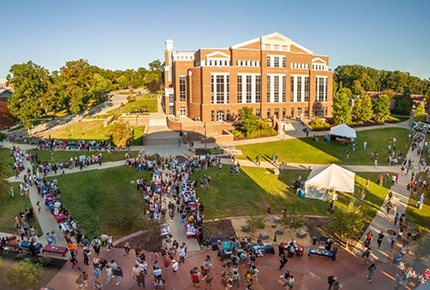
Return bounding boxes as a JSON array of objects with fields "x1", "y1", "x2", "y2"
[
  {"x1": 352, "y1": 139, "x2": 423, "y2": 263},
  {"x1": 220, "y1": 158, "x2": 402, "y2": 173}
]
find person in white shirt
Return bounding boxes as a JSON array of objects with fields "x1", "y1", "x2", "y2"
[{"x1": 171, "y1": 260, "x2": 179, "y2": 272}]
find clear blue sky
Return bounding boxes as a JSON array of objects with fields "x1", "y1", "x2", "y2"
[{"x1": 1, "y1": 0, "x2": 429, "y2": 79}]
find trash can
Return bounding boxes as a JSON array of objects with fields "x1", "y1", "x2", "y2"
[
  {"x1": 179, "y1": 131, "x2": 183, "y2": 137},
  {"x1": 393, "y1": 253, "x2": 403, "y2": 266},
  {"x1": 312, "y1": 237, "x2": 317, "y2": 245}
]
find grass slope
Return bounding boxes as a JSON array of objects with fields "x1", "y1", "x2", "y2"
[
  {"x1": 237, "y1": 128, "x2": 410, "y2": 165},
  {"x1": 47, "y1": 166, "x2": 150, "y2": 239}
]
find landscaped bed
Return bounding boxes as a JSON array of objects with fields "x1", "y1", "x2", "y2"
[{"x1": 237, "y1": 127, "x2": 410, "y2": 165}]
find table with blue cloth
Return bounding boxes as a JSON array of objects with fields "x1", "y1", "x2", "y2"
[
  {"x1": 218, "y1": 248, "x2": 243, "y2": 261},
  {"x1": 209, "y1": 236, "x2": 230, "y2": 250},
  {"x1": 21, "y1": 241, "x2": 43, "y2": 252},
  {"x1": 308, "y1": 247, "x2": 335, "y2": 260}
]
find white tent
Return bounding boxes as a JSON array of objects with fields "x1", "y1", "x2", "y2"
[
  {"x1": 329, "y1": 123, "x2": 357, "y2": 140},
  {"x1": 304, "y1": 164, "x2": 355, "y2": 201}
]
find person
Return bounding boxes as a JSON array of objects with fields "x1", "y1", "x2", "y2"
[
  {"x1": 331, "y1": 242, "x2": 339, "y2": 261},
  {"x1": 82, "y1": 271, "x2": 89, "y2": 288},
  {"x1": 71, "y1": 255, "x2": 81, "y2": 271},
  {"x1": 124, "y1": 241, "x2": 131, "y2": 257},
  {"x1": 132, "y1": 264, "x2": 140, "y2": 280},
  {"x1": 328, "y1": 275, "x2": 337, "y2": 290},
  {"x1": 367, "y1": 263, "x2": 376, "y2": 283},
  {"x1": 377, "y1": 232, "x2": 384, "y2": 248},
  {"x1": 179, "y1": 243, "x2": 187, "y2": 264},
  {"x1": 362, "y1": 247, "x2": 371, "y2": 266},
  {"x1": 288, "y1": 275, "x2": 295, "y2": 289},
  {"x1": 136, "y1": 270, "x2": 146, "y2": 287},
  {"x1": 202, "y1": 274, "x2": 213, "y2": 289},
  {"x1": 333, "y1": 281, "x2": 343, "y2": 290},
  {"x1": 281, "y1": 271, "x2": 290, "y2": 286},
  {"x1": 394, "y1": 213, "x2": 399, "y2": 226},
  {"x1": 105, "y1": 265, "x2": 113, "y2": 284},
  {"x1": 113, "y1": 266, "x2": 123, "y2": 285},
  {"x1": 391, "y1": 233, "x2": 397, "y2": 248},
  {"x1": 75, "y1": 273, "x2": 84, "y2": 290},
  {"x1": 328, "y1": 200, "x2": 334, "y2": 213},
  {"x1": 191, "y1": 270, "x2": 200, "y2": 288},
  {"x1": 266, "y1": 207, "x2": 272, "y2": 222},
  {"x1": 279, "y1": 254, "x2": 288, "y2": 270},
  {"x1": 172, "y1": 259, "x2": 179, "y2": 272}
]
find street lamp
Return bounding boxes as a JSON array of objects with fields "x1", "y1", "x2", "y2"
[{"x1": 204, "y1": 122, "x2": 207, "y2": 151}]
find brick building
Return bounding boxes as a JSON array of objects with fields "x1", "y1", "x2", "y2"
[{"x1": 164, "y1": 32, "x2": 333, "y2": 122}]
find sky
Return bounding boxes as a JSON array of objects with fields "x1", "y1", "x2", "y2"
[{"x1": 0, "y1": 0, "x2": 429, "y2": 79}]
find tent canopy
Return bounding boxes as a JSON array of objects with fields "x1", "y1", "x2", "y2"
[
  {"x1": 304, "y1": 164, "x2": 355, "y2": 201},
  {"x1": 329, "y1": 123, "x2": 357, "y2": 139}
]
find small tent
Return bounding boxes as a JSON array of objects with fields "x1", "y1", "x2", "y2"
[
  {"x1": 329, "y1": 123, "x2": 357, "y2": 140},
  {"x1": 304, "y1": 164, "x2": 355, "y2": 201}
]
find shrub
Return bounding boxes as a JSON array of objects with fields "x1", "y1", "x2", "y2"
[
  {"x1": 282, "y1": 214, "x2": 305, "y2": 229},
  {"x1": 245, "y1": 216, "x2": 266, "y2": 233},
  {"x1": 3, "y1": 259, "x2": 43, "y2": 288},
  {"x1": 309, "y1": 117, "x2": 331, "y2": 131},
  {"x1": 231, "y1": 130, "x2": 243, "y2": 138},
  {"x1": 14, "y1": 253, "x2": 24, "y2": 260},
  {"x1": 385, "y1": 116, "x2": 400, "y2": 123},
  {"x1": 37, "y1": 257, "x2": 52, "y2": 267}
]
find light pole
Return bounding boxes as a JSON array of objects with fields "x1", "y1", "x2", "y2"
[
  {"x1": 283, "y1": 124, "x2": 285, "y2": 141},
  {"x1": 204, "y1": 122, "x2": 207, "y2": 151}
]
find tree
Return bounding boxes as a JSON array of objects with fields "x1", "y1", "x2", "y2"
[
  {"x1": 414, "y1": 102, "x2": 426, "y2": 122},
  {"x1": 352, "y1": 97, "x2": 363, "y2": 123},
  {"x1": 238, "y1": 107, "x2": 259, "y2": 138},
  {"x1": 332, "y1": 88, "x2": 352, "y2": 125},
  {"x1": 373, "y1": 94, "x2": 391, "y2": 122},
  {"x1": 393, "y1": 94, "x2": 412, "y2": 116},
  {"x1": 6, "y1": 61, "x2": 49, "y2": 124},
  {"x1": 326, "y1": 202, "x2": 365, "y2": 248},
  {"x1": 148, "y1": 79, "x2": 161, "y2": 93},
  {"x1": 106, "y1": 121, "x2": 133, "y2": 147},
  {"x1": 362, "y1": 95, "x2": 374, "y2": 122},
  {"x1": 88, "y1": 73, "x2": 111, "y2": 101},
  {"x1": 3, "y1": 259, "x2": 43, "y2": 288},
  {"x1": 59, "y1": 59, "x2": 92, "y2": 115}
]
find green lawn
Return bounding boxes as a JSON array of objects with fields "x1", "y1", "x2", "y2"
[
  {"x1": 0, "y1": 148, "x2": 14, "y2": 176},
  {"x1": 193, "y1": 166, "x2": 391, "y2": 221},
  {"x1": 107, "y1": 94, "x2": 158, "y2": 115},
  {"x1": 406, "y1": 172, "x2": 430, "y2": 232},
  {"x1": 237, "y1": 127, "x2": 410, "y2": 165},
  {"x1": 40, "y1": 120, "x2": 145, "y2": 146},
  {"x1": 47, "y1": 166, "x2": 151, "y2": 239},
  {"x1": 0, "y1": 183, "x2": 42, "y2": 236},
  {"x1": 28, "y1": 149, "x2": 138, "y2": 163}
]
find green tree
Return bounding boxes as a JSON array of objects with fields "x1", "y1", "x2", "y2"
[
  {"x1": 352, "y1": 97, "x2": 363, "y2": 123},
  {"x1": 373, "y1": 94, "x2": 391, "y2": 122},
  {"x1": 362, "y1": 95, "x2": 374, "y2": 122},
  {"x1": 106, "y1": 121, "x2": 133, "y2": 147},
  {"x1": 238, "y1": 107, "x2": 260, "y2": 138},
  {"x1": 393, "y1": 94, "x2": 412, "y2": 116},
  {"x1": 332, "y1": 88, "x2": 352, "y2": 125},
  {"x1": 326, "y1": 202, "x2": 365, "y2": 248},
  {"x1": 59, "y1": 59, "x2": 92, "y2": 115},
  {"x1": 414, "y1": 102, "x2": 426, "y2": 122},
  {"x1": 6, "y1": 61, "x2": 49, "y2": 125},
  {"x1": 3, "y1": 259, "x2": 43, "y2": 288},
  {"x1": 88, "y1": 73, "x2": 111, "y2": 101}
]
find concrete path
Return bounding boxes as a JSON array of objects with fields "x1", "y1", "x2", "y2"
[
  {"x1": 221, "y1": 158, "x2": 402, "y2": 173},
  {"x1": 352, "y1": 140, "x2": 423, "y2": 263}
]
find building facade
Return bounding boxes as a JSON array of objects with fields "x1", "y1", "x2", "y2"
[{"x1": 164, "y1": 32, "x2": 333, "y2": 122}]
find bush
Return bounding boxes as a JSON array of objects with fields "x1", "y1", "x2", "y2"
[
  {"x1": 245, "y1": 216, "x2": 266, "y2": 233},
  {"x1": 385, "y1": 116, "x2": 400, "y2": 123},
  {"x1": 282, "y1": 214, "x2": 305, "y2": 229},
  {"x1": 14, "y1": 254, "x2": 24, "y2": 260},
  {"x1": 231, "y1": 130, "x2": 243, "y2": 138},
  {"x1": 3, "y1": 259, "x2": 43, "y2": 288},
  {"x1": 37, "y1": 257, "x2": 52, "y2": 267},
  {"x1": 309, "y1": 117, "x2": 331, "y2": 131}
]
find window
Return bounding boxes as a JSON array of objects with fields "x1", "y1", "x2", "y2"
[
  {"x1": 267, "y1": 55, "x2": 271, "y2": 67},
  {"x1": 274, "y1": 56, "x2": 279, "y2": 68},
  {"x1": 179, "y1": 107, "x2": 186, "y2": 117},
  {"x1": 316, "y1": 76, "x2": 327, "y2": 102},
  {"x1": 282, "y1": 57, "x2": 286, "y2": 68},
  {"x1": 179, "y1": 76, "x2": 186, "y2": 102},
  {"x1": 282, "y1": 76, "x2": 286, "y2": 102},
  {"x1": 211, "y1": 74, "x2": 229, "y2": 104},
  {"x1": 282, "y1": 108, "x2": 286, "y2": 119},
  {"x1": 291, "y1": 108, "x2": 294, "y2": 118},
  {"x1": 256, "y1": 109, "x2": 261, "y2": 118},
  {"x1": 227, "y1": 110, "x2": 230, "y2": 121},
  {"x1": 297, "y1": 77, "x2": 302, "y2": 102},
  {"x1": 237, "y1": 75, "x2": 243, "y2": 103},
  {"x1": 290, "y1": 76, "x2": 294, "y2": 102},
  {"x1": 267, "y1": 109, "x2": 271, "y2": 119},
  {"x1": 304, "y1": 76, "x2": 310, "y2": 102},
  {"x1": 267, "y1": 75, "x2": 271, "y2": 102},
  {"x1": 274, "y1": 45, "x2": 279, "y2": 51},
  {"x1": 274, "y1": 75, "x2": 279, "y2": 102},
  {"x1": 305, "y1": 107, "x2": 309, "y2": 117},
  {"x1": 297, "y1": 107, "x2": 302, "y2": 117},
  {"x1": 274, "y1": 108, "x2": 279, "y2": 118},
  {"x1": 246, "y1": 76, "x2": 252, "y2": 103},
  {"x1": 211, "y1": 110, "x2": 215, "y2": 121},
  {"x1": 169, "y1": 94, "x2": 174, "y2": 103},
  {"x1": 217, "y1": 110, "x2": 225, "y2": 121},
  {"x1": 255, "y1": 76, "x2": 261, "y2": 103}
]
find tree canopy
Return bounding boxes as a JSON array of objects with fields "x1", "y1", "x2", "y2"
[
  {"x1": 332, "y1": 88, "x2": 352, "y2": 125},
  {"x1": 106, "y1": 121, "x2": 133, "y2": 147},
  {"x1": 373, "y1": 94, "x2": 391, "y2": 122},
  {"x1": 414, "y1": 102, "x2": 426, "y2": 122}
]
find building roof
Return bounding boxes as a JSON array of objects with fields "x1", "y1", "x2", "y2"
[{"x1": 0, "y1": 88, "x2": 13, "y2": 98}]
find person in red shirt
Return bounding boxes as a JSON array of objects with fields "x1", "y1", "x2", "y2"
[{"x1": 191, "y1": 269, "x2": 200, "y2": 288}]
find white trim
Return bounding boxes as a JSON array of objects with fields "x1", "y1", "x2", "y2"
[
  {"x1": 312, "y1": 57, "x2": 327, "y2": 64},
  {"x1": 206, "y1": 51, "x2": 230, "y2": 59},
  {"x1": 230, "y1": 37, "x2": 260, "y2": 49},
  {"x1": 237, "y1": 73, "x2": 261, "y2": 76},
  {"x1": 291, "y1": 40, "x2": 313, "y2": 54}
]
